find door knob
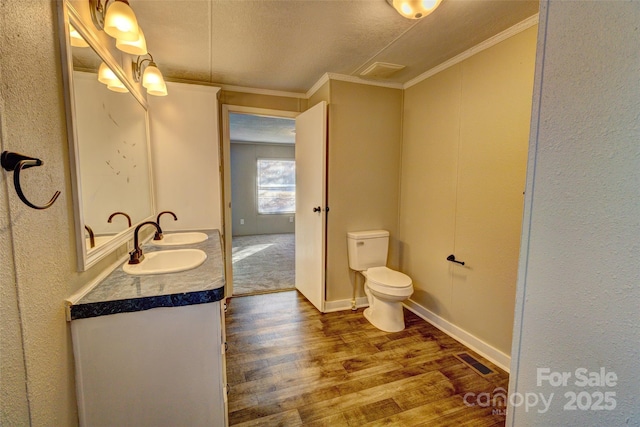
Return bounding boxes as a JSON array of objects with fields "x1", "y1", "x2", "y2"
[
  {"x1": 446, "y1": 254, "x2": 465, "y2": 265},
  {"x1": 313, "y1": 206, "x2": 321, "y2": 212}
]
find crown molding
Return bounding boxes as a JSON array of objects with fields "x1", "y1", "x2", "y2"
[
  {"x1": 305, "y1": 73, "x2": 331, "y2": 99},
  {"x1": 404, "y1": 13, "x2": 539, "y2": 89}
]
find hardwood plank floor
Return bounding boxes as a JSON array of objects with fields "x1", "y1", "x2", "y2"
[{"x1": 225, "y1": 291, "x2": 508, "y2": 426}]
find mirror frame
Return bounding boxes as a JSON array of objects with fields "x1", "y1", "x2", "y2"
[{"x1": 58, "y1": 1, "x2": 156, "y2": 271}]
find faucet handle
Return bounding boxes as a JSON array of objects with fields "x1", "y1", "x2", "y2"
[{"x1": 128, "y1": 248, "x2": 144, "y2": 265}]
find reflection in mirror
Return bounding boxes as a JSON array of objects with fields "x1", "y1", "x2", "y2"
[{"x1": 65, "y1": 18, "x2": 154, "y2": 270}]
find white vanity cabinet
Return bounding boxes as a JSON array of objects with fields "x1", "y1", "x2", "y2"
[
  {"x1": 67, "y1": 230, "x2": 228, "y2": 426},
  {"x1": 71, "y1": 302, "x2": 227, "y2": 427}
]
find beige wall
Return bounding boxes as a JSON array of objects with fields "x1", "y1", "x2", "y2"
[
  {"x1": 1, "y1": 1, "x2": 130, "y2": 425},
  {"x1": 325, "y1": 80, "x2": 404, "y2": 302},
  {"x1": 399, "y1": 27, "x2": 537, "y2": 355}
]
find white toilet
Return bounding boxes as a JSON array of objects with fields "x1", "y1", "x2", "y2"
[{"x1": 347, "y1": 230, "x2": 413, "y2": 332}]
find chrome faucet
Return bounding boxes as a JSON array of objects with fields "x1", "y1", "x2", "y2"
[
  {"x1": 84, "y1": 225, "x2": 95, "y2": 248},
  {"x1": 154, "y1": 211, "x2": 177, "y2": 240},
  {"x1": 128, "y1": 221, "x2": 163, "y2": 265},
  {"x1": 108, "y1": 211, "x2": 132, "y2": 228}
]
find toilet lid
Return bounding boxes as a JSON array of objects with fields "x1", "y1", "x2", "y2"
[{"x1": 366, "y1": 266, "x2": 412, "y2": 288}]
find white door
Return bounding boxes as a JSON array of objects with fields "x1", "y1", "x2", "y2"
[{"x1": 295, "y1": 101, "x2": 327, "y2": 312}]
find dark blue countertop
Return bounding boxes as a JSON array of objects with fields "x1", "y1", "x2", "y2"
[{"x1": 68, "y1": 229, "x2": 226, "y2": 320}]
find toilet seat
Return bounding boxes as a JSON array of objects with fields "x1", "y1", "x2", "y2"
[{"x1": 365, "y1": 266, "x2": 413, "y2": 296}]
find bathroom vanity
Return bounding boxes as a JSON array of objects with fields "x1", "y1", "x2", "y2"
[{"x1": 66, "y1": 229, "x2": 227, "y2": 427}]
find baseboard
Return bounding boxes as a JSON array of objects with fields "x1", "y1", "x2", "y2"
[
  {"x1": 323, "y1": 296, "x2": 369, "y2": 313},
  {"x1": 403, "y1": 299, "x2": 511, "y2": 372}
]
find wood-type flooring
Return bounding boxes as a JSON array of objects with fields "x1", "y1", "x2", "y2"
[{"x1": 225, "y1": 290, "x2": 509, "y2": 426}]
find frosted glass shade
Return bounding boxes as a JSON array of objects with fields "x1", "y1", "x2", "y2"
[
  {"x1": 146, "y1": 81, "x2": 168, "y2": 97},
  {"x1": 390, "y1": 0, "x2": 442, "y2": 19},
  {"x1": 98, "y1": 62, "x2": 117, "y2": 84},
  {"x1": 142, "y1": 61, "x2": 167, "y2": 92},
  {"x1": 142, "y1": 63, "x2": 165, "y2": 88},
  {"x1": 98, "y1": 62, "x2": 128, "y2": 93},
  {"x1": 104, "y1": 0, "x2": 140, "y2": 42},
  {"x1": 107, "y1": 79, "x2": 129, "y2": 93},
  {"x1": 116, "y1": 26, "x2": 147, "y2": 55}
]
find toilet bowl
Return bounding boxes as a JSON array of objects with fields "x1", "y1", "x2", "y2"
[
  {"x1": 346, "y1": 230, "x2": 414, "y2": 332},
  {"x1": 362, "y1": 266, "x2": 413, "y2": 332}
]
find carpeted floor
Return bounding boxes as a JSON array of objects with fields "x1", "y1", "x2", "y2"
[{"x1": 231, "y1": 233, "x2": 295, "y2": 295}]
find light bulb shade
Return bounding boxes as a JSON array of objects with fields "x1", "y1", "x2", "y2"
[
  {"x1": 146, "y1": 81, "x2": 168, "y2": 97},
  {"x1": 142, "y1": 63, "x2": 165, "y2": 89},
  {"x1": 116, "y1": 26, "x2": 148, "y2": 55},
  {"x1": 390, "y1": 0, "x2": 442, "y2": 19},
  {"x1": 98, "y1": 62, "x2": 128, "y2": 92},
  {"x1": 69, "y1": 25, "x2": 89, "y2": 47},
  {"x1": 98, "y1": 62, "x2": 117, "y2": 84},
  {"x1": 104, "y1": 0, "x2": 140, "y2": 42},
  {"x1": 107, "y1": 79, "x2": 130, "y2": 93}
]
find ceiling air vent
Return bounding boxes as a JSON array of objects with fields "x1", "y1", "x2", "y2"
[{"x1": 360, "y1": 62, "x2": 405, "y2": 79}]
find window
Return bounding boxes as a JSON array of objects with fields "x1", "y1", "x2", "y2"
[{"x1": 257, "y1": 159, "x2": 295, "y2": 214}]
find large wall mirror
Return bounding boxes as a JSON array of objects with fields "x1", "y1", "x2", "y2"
[{"x1": 60, "y1": 2, "x2": 155, "y2": 271}]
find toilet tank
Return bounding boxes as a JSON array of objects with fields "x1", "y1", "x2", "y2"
[{"x1": 347, "y1": 230, "x2": 389, "y2": 271}]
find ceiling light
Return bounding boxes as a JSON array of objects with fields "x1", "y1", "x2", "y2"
[
  {"x1": 386, "y1": 0, "x2": 443, "y2": 19},
  {"x1": 90, "y1": 0, "x2": 140, "y2": 43},
  {"x1": 132, "y1": 54, "x2": 168, "y2": 97}
]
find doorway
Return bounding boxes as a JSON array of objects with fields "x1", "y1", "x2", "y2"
[{"x1": 221, "y1": 106, "x2": 299, "y2": 297}]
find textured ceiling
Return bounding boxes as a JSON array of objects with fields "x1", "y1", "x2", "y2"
[{"x1": 128, "y1": 0, "x2": 539, "y2": 94}]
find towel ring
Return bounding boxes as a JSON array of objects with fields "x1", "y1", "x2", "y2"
[{"x1": 1, "y1": 151, "x2": 61, "y2": 210}]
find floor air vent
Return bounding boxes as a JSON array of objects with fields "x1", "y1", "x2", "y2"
[{"x1": 455, "y1": 352, "x2": 493, "y2": 376}]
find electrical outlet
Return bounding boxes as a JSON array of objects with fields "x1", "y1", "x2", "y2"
[
  {"x1": 240, "y1": 219, "x2": 244, "y2": 225},
  {"x1": 289, "y1": 217, "x2": 294, "y2": 223}
]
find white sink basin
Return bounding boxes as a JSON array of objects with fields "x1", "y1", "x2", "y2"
[
  {"x1": 150, "y1": 232, "x2": 209, "y2": 246},
  {"x1": 123, "y1": 249, "x2": 207, "y2": 275}
]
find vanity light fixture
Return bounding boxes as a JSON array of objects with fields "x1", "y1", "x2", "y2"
[
  {"x1": 132, "y1": 54, "x2": 168, "y2": 96},
  {"x1": 98, "y1": 62, "x2": 129, "y2": 93},
  {"x1": 89, "y1": 0, "x2": 140, "y2": 42},
  {"x1": 386, "y1": 0, "x2": 443, "y2": 19}
]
